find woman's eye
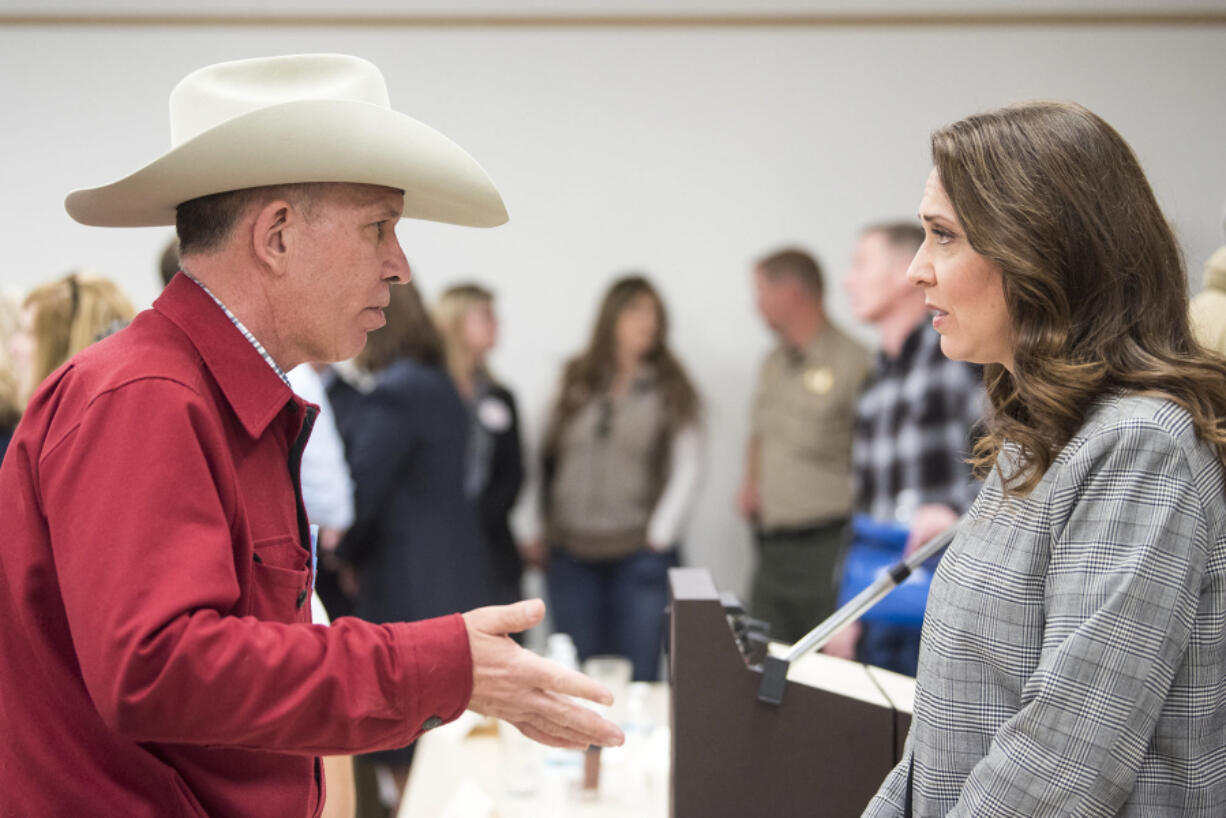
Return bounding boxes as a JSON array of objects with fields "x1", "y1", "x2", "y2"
[{"x1": 933, "y1": 228, "x2": 954, "y2": 245}]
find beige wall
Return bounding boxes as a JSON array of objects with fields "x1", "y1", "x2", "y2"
[{"x1": 3, "y1": 4, "x2": 1224, "y2": 603}]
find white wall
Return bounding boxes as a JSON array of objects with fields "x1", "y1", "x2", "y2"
[{"x1": 2, "y1": 6, "x2": 1224, "y2": 599}]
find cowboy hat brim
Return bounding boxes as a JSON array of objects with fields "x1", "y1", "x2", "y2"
[{"x1": 65, "y1": 99, "x2": 508, "y2": 228}]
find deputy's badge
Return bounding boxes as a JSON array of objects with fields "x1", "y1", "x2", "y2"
[{"x1": 804, "y1": 366, "x2": 834, "y2": 395}]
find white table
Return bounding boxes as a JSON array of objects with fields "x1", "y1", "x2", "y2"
[{"x1": 399, "y1": 683, "x2": 670, "y2": 818}]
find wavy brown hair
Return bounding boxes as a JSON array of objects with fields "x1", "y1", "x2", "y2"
[
  {"x1": 354, "y1": 279, "x2": 443, "y2": 373},
  {"x1": 932, "y1": 100, "x2": 1226, "y2": 495},
  {"x1": 543, "y1": 275, "x2": 699, "y2": 459}
]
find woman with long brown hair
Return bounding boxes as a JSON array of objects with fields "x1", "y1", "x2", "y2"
[
  {"x1": 865, "y1": 101, "x2": 1226, "y2": 816},
  {"x1": 540, "y1": 275, "x2": 702, "y2": 681}
]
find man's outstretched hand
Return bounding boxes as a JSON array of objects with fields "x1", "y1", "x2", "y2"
[{"x1": 463, "y1": 599, "x2": 625, "y2": 751}]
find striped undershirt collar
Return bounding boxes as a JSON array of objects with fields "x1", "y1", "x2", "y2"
[{"x1": 180, "y1": 269, "x2": 291, "y2": 388}]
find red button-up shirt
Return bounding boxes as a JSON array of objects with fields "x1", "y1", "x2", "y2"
[{"x1": 0, "y1": 275, "x2": 472, "y2": 817}]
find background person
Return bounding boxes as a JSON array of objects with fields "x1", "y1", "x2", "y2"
[
  {"x1": 738, "y1": 248, "x2": 872, "y2": 644},
  {"x1": 539, "y1": 274, "x2": 702, "y2": 681},
  {"x1": 159, "y1": 236, "x2": 180, "y2": 288},
  {"x1": 328, "y1": 279, "x2": 495, "y2": 814},
  {"x1": 434, "y1": 282, "x2": 526, "y2": 608},
  {"x1": 288, "y1": 361, "x2": 357, "y2": 618},
  {"x1": 823, "y1": 223, "x2": 984, "y2": 676},
  {"x1": 865, "y1": 100, "x2": 1226, "y2": 816},
  {"x1": 10, "y1": 270, "x2": 134, "y2": 408},
  {"x1": 1191, "y1": 245, "x2": 1226, "y2": 356},
  {"x1": 0, "y1": 292, "x2": 22, "y2": 461}
]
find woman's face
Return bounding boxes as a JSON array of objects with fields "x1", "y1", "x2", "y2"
[
  {"x1": 463, "y1": 300, "x2": 498, "y2": 360},
  {"x1": 614, "y1": 293, "x2": 659, "y2": 362},
  {"x1": 908, "y1": 169, "x2": 1013, "y2": 371}
]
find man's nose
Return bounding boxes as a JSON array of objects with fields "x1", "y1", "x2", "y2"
[{"x1": 384, "y1": 237, "x2": 411, "y2": 284}]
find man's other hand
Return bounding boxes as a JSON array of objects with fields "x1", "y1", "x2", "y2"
[
  {"x1": 463, "y1": 599, "x2": 625, "y2": 750},
  {"x1": 736, "y1": 479, "x2": 761, "y2": 520},
  {"x1": 822, "y1": 621, "x2": 861, "y2": 661}
]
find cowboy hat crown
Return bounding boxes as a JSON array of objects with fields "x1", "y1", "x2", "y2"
[{"x1": 65, "y1": 53, "x2": 507, "y2": 229}]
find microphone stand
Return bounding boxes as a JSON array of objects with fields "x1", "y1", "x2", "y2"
[{"x1": 757, "y1": 520, "x2": 962, "y2": 706}]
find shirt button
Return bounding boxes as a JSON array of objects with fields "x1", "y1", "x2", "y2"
[{"x1": 421, "y1": 716, "x2": 444, "y2": 731}]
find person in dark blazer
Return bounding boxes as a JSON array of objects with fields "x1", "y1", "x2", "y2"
[
  {"x1": 434, "y1": 282, "x2": 526, "y2": 608},
  {"x1": 327, "y1": 279, "x2": 492, "y2": 813}
]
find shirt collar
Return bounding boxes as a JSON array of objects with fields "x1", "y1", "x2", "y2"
[
  {"x1": 784, "y1": 325, "x2": 830, "y2": 367},
  {"x1": 181, "y1": 269, "x2": 291, "y2": 388},
  {"x1": 878, "y1": 319, "x2": 934, "y2": 372},
  {"x1": 154, "y1": 272, "x2": 297, "y2": 439}
]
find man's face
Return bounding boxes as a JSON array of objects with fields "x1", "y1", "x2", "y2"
[
  {"x1": 282, "y1": 183, "x2": 410, "y2": 364},
  {"x1": 843, "y1": 231, "x2": 914, "y2": 325},
  {"x1": 753, "y1": 267, "x2": 787, "y2": 332}
]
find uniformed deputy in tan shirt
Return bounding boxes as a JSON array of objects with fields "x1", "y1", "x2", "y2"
[
  {"x1": 739, "y1": 247, "x2": 871, "y2": 643},
  {"x1": 752, "y1": 326, "x2": 871, "y2": 530}
]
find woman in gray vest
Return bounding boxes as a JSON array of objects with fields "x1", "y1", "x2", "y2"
[{"x1": 541, "y1": 275, "x2": 702, "y2": 681}]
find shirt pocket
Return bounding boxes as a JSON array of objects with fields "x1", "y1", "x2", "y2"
[{"x1": 249, "y1": 535, "x2": 310, "y2": 624}]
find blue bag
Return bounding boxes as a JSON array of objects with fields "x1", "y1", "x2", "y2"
[{"x1": 837, "y1": 514, "x2": 932, "y2": 627}]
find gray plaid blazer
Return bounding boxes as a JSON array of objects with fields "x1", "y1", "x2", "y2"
[{"x1": 865, "y1": 394, "x2": 1226, "y2": 817}]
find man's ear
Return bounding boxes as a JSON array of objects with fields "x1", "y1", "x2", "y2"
[{"x1": 250, "y1": 198, "x2": 297, "y2": 276}]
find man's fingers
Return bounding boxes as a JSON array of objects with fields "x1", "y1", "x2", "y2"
[
  {"x1": 524, "y1": 689, "x2": 624, "y2": 748},
  {"x1": 530, "y1": 656, "x2": 614, "y2": 706},
  {"x1": 514, "y1": 721, "x2": 588, "y2": 750},
  {"x1": 502, "y1": 598, "x2": 546, "y2": 633},
  {"x1": 467, "y1": 598, "x2": 546, "y2": 635},
  {"x1": 517, "y1": 714, "x2": 594, "y2": 749},
  {"x1": 517, "y1": 707, "x2": 614, "y2": 749}
]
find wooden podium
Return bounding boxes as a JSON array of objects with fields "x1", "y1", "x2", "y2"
[{"x1": 669, "y1": 568, "x2": 913, "y2": 818}]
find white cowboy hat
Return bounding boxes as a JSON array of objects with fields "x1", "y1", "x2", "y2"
[{"x1": 65, "y1": 53, "x2": 507, "y2": 228}]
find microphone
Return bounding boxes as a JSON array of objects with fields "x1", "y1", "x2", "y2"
[{"x1": 756, "y1": 519, "x2": 963, "y2": 706}]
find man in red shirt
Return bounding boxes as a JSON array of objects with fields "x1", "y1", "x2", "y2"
[{"x1": 0, "y1": 54, "x2": 621, "y2": 817}]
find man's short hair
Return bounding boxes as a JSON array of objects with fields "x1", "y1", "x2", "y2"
[
  {"x1": 756, "y1": 247, "x2": 824, "y2": 300},
  {"x1": 176, "y1": 184, "x2": 321, "y2": 256},
  {"x1": 863, "y1": 222, "x2": 925, "y2": 257}
]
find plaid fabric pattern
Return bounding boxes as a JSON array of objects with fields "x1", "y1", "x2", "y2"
[
  {"x1": 865, "y1": 394, "x2": 1226, "y2": 817},
  {"x1": 852, "y1": 322, "x2": 985, "y2": 520},
  {"x1": 182, "y1": 270, "x2": 290, "y2": 387}
]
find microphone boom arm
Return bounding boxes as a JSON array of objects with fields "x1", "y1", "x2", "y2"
[{"x1": 757, "y1": 520, "x2": 962, "y2": 706}]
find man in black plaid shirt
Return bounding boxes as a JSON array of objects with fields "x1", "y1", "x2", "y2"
[{"x1": 825, "y1": 222, "x2": 985, "y2": 675}]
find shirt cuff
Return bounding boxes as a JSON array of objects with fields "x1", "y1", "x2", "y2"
[{"x1": 390, "y1": 613, "x2": 473, "y2": 735}]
